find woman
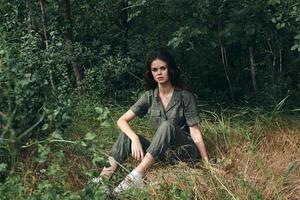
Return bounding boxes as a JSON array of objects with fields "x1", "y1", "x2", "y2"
[{"x1": 94, "y1": 48, "x2": 209, "y2": 193}]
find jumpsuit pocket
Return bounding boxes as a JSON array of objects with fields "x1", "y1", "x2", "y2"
[
  {"x1": 150, "y1": 110, "x2": 161, "y2": 117},
  {"x1": 169, "y1": 109, "x2": 184, "y2": 125},
  {"x1": 150, "y1": 110, "x2": 161, "y2": 128}
]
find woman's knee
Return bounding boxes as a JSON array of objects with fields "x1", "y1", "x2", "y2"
[
  {"x1": 110, "y1": 132, "x2": 131, "y2": 162},
  {"x1": 115, "y1": 132, "x2": 130, "y2": 143}
]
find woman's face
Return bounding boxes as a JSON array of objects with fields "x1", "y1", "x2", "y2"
[{"x1": 150, "y1": 59, "x2": 170, "y2": 84}]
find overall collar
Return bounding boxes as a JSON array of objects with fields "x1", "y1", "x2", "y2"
[{"x1": 154, "y1": 87, "x2": 181, "y2": 112}]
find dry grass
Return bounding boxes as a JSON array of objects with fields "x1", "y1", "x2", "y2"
[
  {"x1": 138, "y1": 119, "x2": 300, "y2": 200},
  {"x1": 17, "y1": 114, "x2": 300, "y2": 199}
]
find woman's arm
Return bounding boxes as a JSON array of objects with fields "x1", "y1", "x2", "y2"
[
  {"x1": 189, "y1": 124, "x2": 209, "y2": 161},
  {"x1": 117, "y1": 109, "x2": 145, "y2": 160}
]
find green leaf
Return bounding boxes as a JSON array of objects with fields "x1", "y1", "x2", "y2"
[
  {"x1": 95, "y1": 107, "x2": 103, "y2": 113},
  {"x1": 294, "y1": 34, "x2": 300, "y2": 40},
  {"x1": 80, "y1": 141, "x2": 87, "y2": 147},
  {"x1": 92, "y1": 153, "x2": 104, "y2": 166},
  {"x1": 271, "y1": 17, "x2": 276, "y2": 23},
  {"x1": 36, "y1": 144, "x2": 50, "y2": 163},
  {"x1": 42, "y1": 123, "x2": 49, "y2": 131},
  {"x1": 291, "y1": 44, "x2": 299, "y2": 51},
  {"x1": 0, "y1": 163, "x2": 7, "y2": 172},
  {"x1": 24, "y1": 73, "x2": 31, "y2": 78},
  {"x1": 101, "y1": 121, "x2": 110, "y2": 127},
  {"x1": 85, "y1": 132, "x2": 97, "y2": 141},
  {"x1": 47, "y1": 163, "x2": 60, "y2": 176},
  {"x1": 62, "y1": 113, "x2": 70, "y2": 121},
  {"x1": 284, "y1": 161, "x2": 297, "y2": 180},
  {"x1": 51, "y1": 131, "x2": 63, "y2": 140},
  {"x1": 53, "y1": 109, "x2": 60, "y2": 118}
]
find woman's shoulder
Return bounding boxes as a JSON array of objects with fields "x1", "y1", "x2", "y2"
[
  {"x1": 145, "y1": 88, "x2": 158, "y2": 97},
  {"x1": 176, "y1": 87, "x2": 194, "y2": 97}
]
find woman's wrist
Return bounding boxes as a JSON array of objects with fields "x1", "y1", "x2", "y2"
[
  {"x1": 130, "y1": 134, "x2": 139, "y2": 142},
  {"x1": 203, "y1": 159, "x2": 212, "y2": 170},
  {"x1": 203, "y1": 156, "x2": 209, "y2": 162},
  {"x1": 203, "y1": 159, "x2": 210, "y2": 165}
]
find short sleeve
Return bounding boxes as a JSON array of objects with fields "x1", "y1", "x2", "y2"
[
  {"x1": 183, "y1": 91, "x2": 200, "y2": 126},
  {"x1": 130, "y1": 91, "x2": 149, "y2": 118}
]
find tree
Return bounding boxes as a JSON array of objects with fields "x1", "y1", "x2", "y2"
[{"x1": 62, "y1": 0, "x2": 84, "y2": 86}]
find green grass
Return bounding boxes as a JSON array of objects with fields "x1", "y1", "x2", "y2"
[{"x1": 1, "y1": 96, "x2": 300, "y2": 199}]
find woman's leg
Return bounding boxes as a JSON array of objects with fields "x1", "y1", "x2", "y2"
[
  {"x1": 135, "y1": 120, "x2": 179, "y2": 174},
  {"x1": 134, "y1": 153, "x2": 155, "y2": 174},
  {"x1": 174, "y1": 136, "x2": 201, "y2": 163},
  {"x1": 99, "y1": 156, "x2": 118, "y2": 178},
  {"x1": 114, "y1": 120, "x2": 180, "y2": 192},
  {"x1": 101, "y1": 132, "x2": 150, "y2": 178},
  {"x1": 134, "y1": 121, "x2": 200, "y2": 174}
]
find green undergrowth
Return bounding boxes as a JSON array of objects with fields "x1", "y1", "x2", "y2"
[{"x1": 0, "y1": 97, "x2": 300, "y2": 200}]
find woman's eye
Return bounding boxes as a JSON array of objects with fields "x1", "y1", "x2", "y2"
[{"x1": 152, "y1": 68, "x2": 158, "y2": 72}]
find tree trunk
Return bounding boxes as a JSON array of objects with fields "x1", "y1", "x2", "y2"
[
  {"x1": 249, "y1": 45, "x2": 258, "y2": 95},
  {"x1": 39, "y1": 0, "x2": 56, "y2": 94},
  {"x1": 62, "y1": 0, "x2": 83, "y2": 86},
  {"x1": 298, "y1": 72, "x2": 300, "y2": 91},
  {"x1": 267, "y1": 39, "x2": 276, "y2": 98},
  {"x1": 39, "y1": 0, "x2": 48, "y2": 49},
  {"x1": 220, "y1": 44, "x2": 234, "y2": 102},
  {"x1": 116, "y1": 0, "x2": 129, "y2": 53},
  {"x1": 279, "y1": 48, "x2": 282, "y2": 73}
]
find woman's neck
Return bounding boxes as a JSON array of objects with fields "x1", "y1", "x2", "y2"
[{"x1": 158, "y1": 82, "x2": 174, "y2": 95}]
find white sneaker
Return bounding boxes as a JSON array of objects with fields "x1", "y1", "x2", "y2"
[{"x1": 114, "y1": 173, "x2": 145, "y2": 193}]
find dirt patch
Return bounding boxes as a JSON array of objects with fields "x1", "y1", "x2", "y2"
[{"x1": 63, "y1": 149, "x2": 95, "y2": 191}]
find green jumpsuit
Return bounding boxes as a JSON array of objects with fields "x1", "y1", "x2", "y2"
[{"x1": 111, "y1": 87, "x2": 201, "y2": 163}]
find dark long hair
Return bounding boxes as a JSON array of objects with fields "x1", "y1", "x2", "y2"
[{"x1": 144, "y1": 48, "x2": 188, "y2": 90}]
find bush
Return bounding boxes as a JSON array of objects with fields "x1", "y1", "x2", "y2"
[{"x1": 82, "y1": 53, "x2": 143, "y2": 101}]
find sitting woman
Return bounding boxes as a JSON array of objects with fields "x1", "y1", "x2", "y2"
[{"x1": 95, "y1": 48, "x2": 209, "y2": 193}]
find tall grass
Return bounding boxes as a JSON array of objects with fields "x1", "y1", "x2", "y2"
[
  {"x1": 1, "y1": 98, "x2": 299, "y2": 199},
  {"x1": 115, "y1": 107, "x2": 300, "y2": 200}
]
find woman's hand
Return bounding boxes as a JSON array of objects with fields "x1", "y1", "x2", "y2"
[
  {"x1": 117, "y1": 110, "x2": 145, "y2": 160},
  {"x1": 203, "y1": 160, "x2": 226, "y2": 176},
  {"x1": 131, "y1": 137, "x2": 144, "y2": 160}
]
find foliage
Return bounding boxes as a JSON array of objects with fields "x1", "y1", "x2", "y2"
[
  {"x1": 0, "y1": 0, "x2": 73, "y2": 178},
  {"x1": 0, "y1": 0, "x2": 300, "y2": 199},
  {"x1": 82, "y1": 53, "x2": 142, "y2": 101},
  {"x1": 0, "y1": 104, "x2": 299, "y2": 199}
]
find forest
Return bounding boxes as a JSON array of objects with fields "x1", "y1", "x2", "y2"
[{"x1": 0, "y1": 0, "x2": 300, "y2": 199}]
